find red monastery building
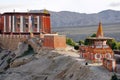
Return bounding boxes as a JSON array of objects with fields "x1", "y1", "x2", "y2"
[
  {"x1": 0, "y1": 11, "x2": 66, "y2": 49},
  {"x1": 79, "y1": 22, "x2": 114, "y2": 63},
  {"x1": 0, "y1": 11, "x2": 51, "y2": 34}
]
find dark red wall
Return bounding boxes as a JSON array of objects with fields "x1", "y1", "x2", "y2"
[
  {"x1": 41, "y1": 16, "x2": 51, "y2": 33},
  {"x1": 0, "y1": 15, "x2": 4, "y2": 33}
]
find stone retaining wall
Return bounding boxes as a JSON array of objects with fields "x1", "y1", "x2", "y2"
[{"x1": 0, "y1": 35, "x2": 28, "y2": 50}]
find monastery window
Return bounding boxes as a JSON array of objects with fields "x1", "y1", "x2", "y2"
[
  {"x1": 17, "y1": 24, "x2": 20, "y2": 28},
  {"x1": 103, "y1": 45, "x2": 109, "y2": 48},
  {"x1": 25, "y1": 24, "x2": 28, "y2": 28},
  {"x1": 105, "y1": 53, "x2": 111, "y2": 59},
  {"x1": 95, "y1": 41, "x2": 103, "y2": 45},
  {"x1": 16, "y1": 18, "x2": 20, "y2": 23},
  {"x1": 95, "y1": 53, "x2": 102, "y2": 60},
  {"x1": 96, "y1": 45, "x2": 102, "y2": 48},
  {"x1": 34, "y1": 24, "x2": 37, "y2": 28}
]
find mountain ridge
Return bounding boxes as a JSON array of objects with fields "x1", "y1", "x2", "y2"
[{"x1": 30, "y1": 9, "x2": 120, "y2": 27}]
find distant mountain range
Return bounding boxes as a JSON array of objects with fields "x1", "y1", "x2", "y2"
[{"x1": 30, "y1": 9, "x2": 120, "y2": 27}]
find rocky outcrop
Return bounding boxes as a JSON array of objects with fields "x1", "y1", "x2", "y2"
[
  {"x1": 0, "y1": 34, "x2": 43, "y2": 73},
  {"x1": 0, "y1": 50, "x2": 13, "y2": 72},
  {"x1": 0, "y1": 48, "x2": 112, "y2": 80},
  {"x1": 10, "y1": 55, "x2": 35, "y2": 68}
]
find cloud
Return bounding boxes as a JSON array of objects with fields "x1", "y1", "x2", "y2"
[{"x1": 109, "y1": 2, "x2": 120, "y2": 7}]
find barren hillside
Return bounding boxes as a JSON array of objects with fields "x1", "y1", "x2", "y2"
[{"x1": 0, "y1": 46, "x2": 112, "y2": 80}]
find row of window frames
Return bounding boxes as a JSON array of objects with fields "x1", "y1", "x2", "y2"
[
  {"x1": 16, "y1": 24, "x2": 39, "y2": 28},
  {"x1": 16, "y1": 18, "x2": 39, "y2": 22},
  {"x1": 80, "y1": 45, "x2": 109, "y2": 48}
]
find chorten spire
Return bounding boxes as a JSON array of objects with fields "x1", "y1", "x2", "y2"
[{"x1": 96, "y1": 22, "x2": 104, "y2": 37}]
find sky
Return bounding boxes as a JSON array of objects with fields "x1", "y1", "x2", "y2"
[{"x1": 0, "y1": 0, "x2": 120, "y2": 13}]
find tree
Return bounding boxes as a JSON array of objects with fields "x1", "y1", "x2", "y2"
[
  {"x1": 107, "y1": 39, "x2": 119, "y2": 50},
  {"x1": 84, "y1": 33, "x2": 96, "y2": 45},
  {"x1": 66, "y1": 38, "x2": 76, "y2": 46},
  {"x1": 78, "y1": 40, "x2": 84, "y2": 45},
  {"x1": 43, "y1": 9, "x2": 49, "y2": 14},
  {"x1": 91, "y1": 33, "x2": 96, "y2": 37},
  {"x1": 112, "y1": 42, "x2": 118, "y2": 50},
  {"x1": 84, "y1": 39, "x2": 90, "y2": 45},
  {"x1": 107, "y1": 39, "x2": 113, "y2": 48},
  {"x1": 117, "y1": 42, "x2": 120, "y2": 50}
]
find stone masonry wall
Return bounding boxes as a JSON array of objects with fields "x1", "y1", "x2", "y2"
[
  {"x1": 0, "y1": 35, "x2": 28, "y2": 51},
  {"x1": 0, "y1": 34, "x2": 41, "y2": 52}
]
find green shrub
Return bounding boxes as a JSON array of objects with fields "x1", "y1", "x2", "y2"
[
  {"x1": 78, "y1": 40, "x2": 84, "y2": 45},
  {"x1": 107, "y1": 39, "x2": 120, "y2": 50},
  {"x1": 91, "y1": 33, "x2": 96, "y2": 37},
  {"x1": 66, "y1": 38, "x2": 76, "y2": 46}
]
